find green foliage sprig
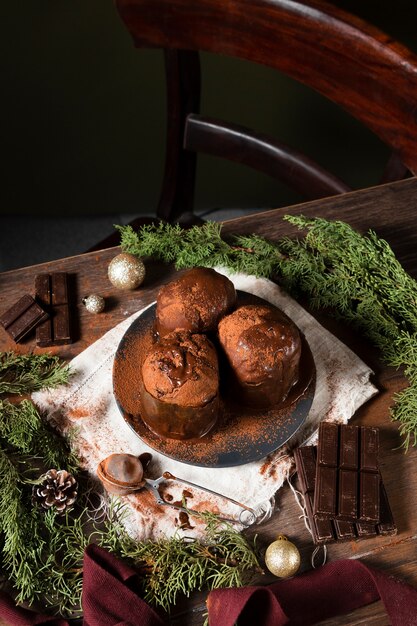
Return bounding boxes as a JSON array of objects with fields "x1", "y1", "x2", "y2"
[
  {"x1": 0, "y1": 352, "x2": 82, "y2": 614},
  {"x1": 0, "y1": 352, "x2": 70, "y2": 395},
  {"x1": 0, "y1": 351, "x2": 260, "y2": 616},
  {"x1": 116, "y1": 217, "x2": 417, "y2": 448},
  {"x1": 115, "y1": 222, "x2": 281, "y2": 277},
  {"x1": 101, "y1": 509, "x2": 261, "y2": 612},
  {"x1": 0, "y1": 398, "x2": 78, "y2": 471},
  {"x1": 0, "y1": 442, "x2": 95, "y2": 616},
  {"x1": 277, "y1": 216, "x2": 417, "y2": 449}
]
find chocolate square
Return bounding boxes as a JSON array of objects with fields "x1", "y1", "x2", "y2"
[
  {"x1": 0, "y1": 294, "x2": 49, "y2": 343},
  {"x1": 35, "y1": 273, "x2": 72, "y2": 347}
]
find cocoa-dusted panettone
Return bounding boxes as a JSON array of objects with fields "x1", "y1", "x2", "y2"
[
  {"x1": 218, "y1": 303, "x2": 302, "y2": 409},
  {"x1": 155, "y1": 267, "x2": 236, "y2": 337},
  {"x1": 140, "y1": 330, "x2": 219, "y2": 440}
]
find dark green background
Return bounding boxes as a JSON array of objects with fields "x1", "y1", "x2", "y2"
[{"x1": 2, "y1": 1, "x2": 417, "y2": 218}]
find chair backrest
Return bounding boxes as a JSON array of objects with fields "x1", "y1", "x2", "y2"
[{"x1": 116, "y1": 0, "x2": 417, "y2": 222}]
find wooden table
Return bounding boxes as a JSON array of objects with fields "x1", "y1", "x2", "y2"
[{"x1": 1, "y1": 177, "x2": 417, "y2": 625}]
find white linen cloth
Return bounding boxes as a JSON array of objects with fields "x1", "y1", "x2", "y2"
[{"x1": 32, "y1": 270, "x2": 378, "y2": 540}]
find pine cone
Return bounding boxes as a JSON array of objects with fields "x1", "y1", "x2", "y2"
[{"x1": 33, "y1": 469, "x2": 78, "y2": 515}]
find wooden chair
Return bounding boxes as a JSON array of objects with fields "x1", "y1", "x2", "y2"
[{"x1": 95, "y1": 0, "x2": 417, "y2": 246}]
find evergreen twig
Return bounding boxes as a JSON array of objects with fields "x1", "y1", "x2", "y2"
[
  {"x1": 0, "y1": 399, "x2": 78, "y2": 473},
  {"x1": 0, "y1": 349, "x2": 261, "y2": 616},
  {"x1": 100, "y1": 508, "x2": 261, "y2": 612},
  {"x1": 0, "y1": 351, "x2": 83, "y2": 613},
  {"x1": 115, "y1": 222, "x2": 283, "y2": 277},
  {"x1": 0, "y1": 445, "x2": 86, "y2": 616},
  {"x1": 116, "y1": 218, "x2": 417, "y2": 448},
  {"x1": 279, "y1": 216, "x2": 417, "y2": 449},
  {"x1": 0, "y1": 352, "x2": 71, "y2": 396}
]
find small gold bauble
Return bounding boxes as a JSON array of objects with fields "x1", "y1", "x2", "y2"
[
  {"x1": 108, "y1": 253, "x2": 146, "y2": 290},
  {"x1": 82, "y1": 294, "x2": 105, "y2": 314},
  {"x1": 264, "y1": 535, "x2": 301, "y2": 578}
]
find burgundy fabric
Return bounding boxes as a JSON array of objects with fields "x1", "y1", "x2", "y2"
[
  {"x1": 1, "y1": 548, "x2": 417, "y2": 626},
  {"x1": 81, "y1": 545, "x2": 163, "y2": 626},
  {"x1": 0, "y1": 590, "x2": 67, "y2": 626},
  {"x1": 0, "y1": 545, "x2": 163, "y2": 626},
  {"x1": 208, "y1": 558, "x2": 417, "y2": 626}
]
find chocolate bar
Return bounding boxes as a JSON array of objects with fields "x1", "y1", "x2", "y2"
[
  {"x1": 0, "y1": 294, "x2": 49, "y2": 343},
  {"x1": 35, "y1": 273, "x2": 72, "y2": 346},
  {"x1": 294, "y1": 446, "x2": 396, "y2": 545},
  {"x1": 314, "y1": 423, "x2": 380, "y2": 523}
]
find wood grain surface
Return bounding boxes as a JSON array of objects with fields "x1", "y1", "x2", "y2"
[{"x1": 1, "y1": 177, "x2": 417, "y2": 625}]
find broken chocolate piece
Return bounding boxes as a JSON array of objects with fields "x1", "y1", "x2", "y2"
[
  {"x1": 314, "y1": 423, "x2": 380, "y2": 522},
  {"x1": 35, "y1": 273, "x2": 72, "y2": 347},
  {"x1": 0, "y1": 294, "x2": 49, "y2": 343},
  {"x1": 294, "y1": 445, "x2": 397, "y2": 545}
]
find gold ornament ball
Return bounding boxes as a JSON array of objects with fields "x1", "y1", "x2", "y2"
[
  {"x1": 82, "y1": 294, "x2": 105, "y2": 314},
  {"x1": 264, "y1": 535, "x2": 301, "y2": 578},
  {"x1": 108, "y1": 253, "x2": 146, "y2": 290}
]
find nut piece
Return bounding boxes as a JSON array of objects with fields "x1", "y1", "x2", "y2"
[{"x1": 97, "y1": 453, "x2": 146, "y2": 495}]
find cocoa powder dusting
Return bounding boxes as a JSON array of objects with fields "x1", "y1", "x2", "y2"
[
  {"x1": 192, "y1": 500, "x2": 221, "y2": 516},
  {"x1": 260, "y1": 454, "x2": 274, "y2": 476},
  {"x1": 67, "y1": 398, "x2": 109, "y2": 422},
  {"x1": 113, "y1": 320, "x2": 155, "y2": 417},
  {"x1": 67, "y1": 407, "x2": 90, "y2": 420},
  {"x1": 129, "y1": 488, "x2": 173, "y2": 536},
  {"x1": 156, "y1": 268, "x2": 236, "y2": 336}
]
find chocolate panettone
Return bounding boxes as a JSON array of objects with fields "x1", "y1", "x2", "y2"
[
  {"x1": 140, "y1": 330, "x2": 219, "y2": 440},
  {"x1": 218, "y1": 303, "x2": 302, "y2": 409},
  {"x1": 155, "y1": 267, "x2": 236, "y2": 337}
]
